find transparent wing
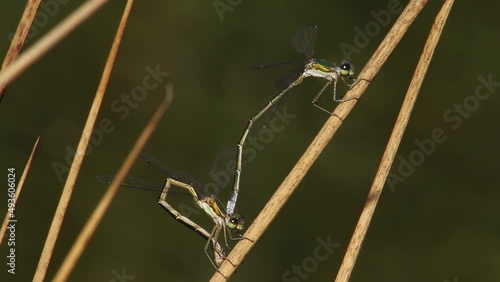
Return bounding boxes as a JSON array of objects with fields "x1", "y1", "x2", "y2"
[
  {"x1": 291, "y1": 25, "x2": 317, "y2": 60},
  {"x1": 96, "y1": 175, "x2": 197, "y2": 201},
  {"x1": 249, "y1": 25, "x2": 317, "y2": 71},
  {"x1": 273, "y1": 68, "x2": 304, "y2": 88},
  {"x1": 139, "y1": 152, "x2": 203, "y2": 192},
  {"x1": 248, "y1": 60, "x2": 305, "y2": 71},
  {"x1": 139, "y1": 152, "x2": 181, "y2": 178},
  {"x1": 96, "y1": 175, "x2": 163, "y2": 191}
]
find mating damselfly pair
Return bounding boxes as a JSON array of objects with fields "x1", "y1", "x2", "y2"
[
  {"x1": 97, "y1": 152, "x2": 246, "y2": 270},
  {"x1": 97, "y1": 25, "x2": 358, "y2": 271}
]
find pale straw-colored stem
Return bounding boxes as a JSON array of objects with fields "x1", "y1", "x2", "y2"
[
  {"x1": 32, "y1": 1, "x2": 131, "y2": 281},
  {"x1": 335, "y1": 0, "x2": 455, "y2": 281}
]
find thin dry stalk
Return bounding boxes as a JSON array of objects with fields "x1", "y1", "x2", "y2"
[
  {"x1": 0, "y1": 0, "x2": 110, "y2": 89},
  {"x1": 0, "y1": 136, "x2": 40, "y2": 245},
  {"x1": 32, "y1": 1, "x2": 133, "y2": 281},
  {"x1": 334, "y1": 1, "x2": 455, "y2": 281},
  {"x1": 0, "y1": 0, "x2": 42, "y2": 102},
  {"x1": 210, "y1": 0, "x2": 429, "y2": 280},
  {"x1": 52, "y1": 85, "x2": 174, "y2": 282}
]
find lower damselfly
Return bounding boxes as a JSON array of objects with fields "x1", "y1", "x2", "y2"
[{"x1": 97, "y1": 152, "x2": 245, "y2": 270}]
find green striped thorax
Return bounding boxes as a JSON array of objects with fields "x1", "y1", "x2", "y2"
[{"x1": 305, "y1": 59, "x2": 355, "y2": 82}]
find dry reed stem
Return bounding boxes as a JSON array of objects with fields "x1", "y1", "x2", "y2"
[
  {"x1": 32, "y1": 1, "x2": 132, "y2": 281},
  {"x1": 0, "y1": 136, "x2": 40, "y2": 245},
  {"x1": 334, "y1": 1, "x2": 455, "y2": 281},
  {"x1": 53, "y1": 84, "x2": 173, "y2": 282},
  {"x1": 0, "y1": 0, "x2": 42, "y2": 102},
  {"x1": 210, "y1": 0, "x2": 429, "y2": 280},
  {"x1": 0, "y1": 0, "x2": 110, "y2": 89}
]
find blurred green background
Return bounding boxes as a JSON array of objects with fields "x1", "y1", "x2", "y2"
[{"x1": 1, "y1": 1, "x2": 499, "y2": 281}]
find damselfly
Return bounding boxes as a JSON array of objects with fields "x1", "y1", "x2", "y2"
[{"x1": 97, "y1": 152, "x2": 245, "y2": 269}]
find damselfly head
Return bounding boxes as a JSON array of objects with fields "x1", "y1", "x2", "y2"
[
  {"x1": 227, "y1": 213, "x2": 245, "y2": 232},
  {"x1": 338, "y1": 60, "x2": 355, "y2": 79}
]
